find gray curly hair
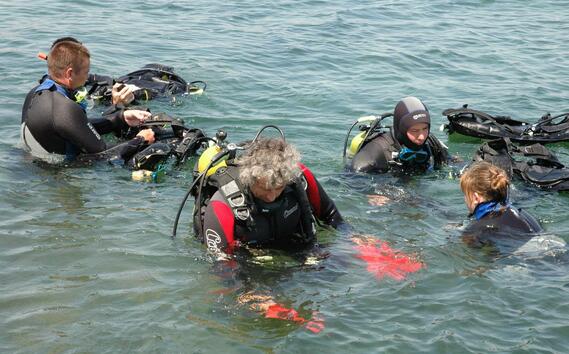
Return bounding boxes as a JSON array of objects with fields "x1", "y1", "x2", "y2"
[{"x1": 237, "y1": 138, "x2": 301, "y2": 189}]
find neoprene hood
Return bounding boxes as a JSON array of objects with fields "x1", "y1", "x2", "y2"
[{"x1": 393, "y1": 96, "x2": 431, "y2": 150}]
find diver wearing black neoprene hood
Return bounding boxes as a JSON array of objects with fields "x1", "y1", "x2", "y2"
[{"x1": 349, "y1": 96, "x2": 449, "y2": 174}]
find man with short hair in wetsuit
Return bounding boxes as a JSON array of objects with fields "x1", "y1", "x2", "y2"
[
  {"x1": 36, "y1": 37, "x2": 137, "y2": 107},
  {"x1": 196, "y1": 138, "x2": 344, "y2": 256},
  {"x1": 21, "y1": 39, "x2": 154, "y2": 161}
]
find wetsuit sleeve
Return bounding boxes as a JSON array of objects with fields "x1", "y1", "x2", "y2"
[
  {"x1": 202, "y1": 191, "x2": 237, "y2": 255},
  {"x1": 89, "y1": 105, "x2": 128, "y2": 136},
  {"x1": 350, "y1": 135, "x2": 391, "y2": 173},
  {"x1": 52, "y1": 95, "x2": 147, "y2": 159},
  {"x1": 299, "y1": 163, "x2": 344, "y2": 228},
  {"x1": 92, "y1": 105, "x2": 152, "y2": 138},
  {"x1": 21, "y1": 87, "x2": 37, "y2": 123},
  {"x1": 106, "y1": 137, "x2": 147, "y2": 161}
]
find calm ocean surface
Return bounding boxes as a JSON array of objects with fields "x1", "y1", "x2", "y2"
[{"x1": 1, "y1": 1, "x2": 569, "y2": 353}]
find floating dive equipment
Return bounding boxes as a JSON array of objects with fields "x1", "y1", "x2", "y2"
[
  {"x1": 443, "y1": 104, "x2": 569, "y2": 144},
  {"x1": 473, "y1": 138, "x2": 569, "y2": 191}
]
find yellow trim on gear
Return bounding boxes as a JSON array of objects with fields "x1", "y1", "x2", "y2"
[
  {"x1": 198, "y1": 144, "x2": 228, "y2": 176},
  {"x1": 348, "y1": 132, "x2": 365, "y2": 157}
]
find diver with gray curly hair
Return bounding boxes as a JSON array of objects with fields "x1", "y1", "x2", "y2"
[
  {"x1": 237, "y1": 138, "x2": 301, "y2": 197},
  {"x1": 196, "y1": 137, "x2": 344, "y2": 255}
]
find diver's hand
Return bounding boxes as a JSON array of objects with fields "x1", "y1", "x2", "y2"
[
  {"x1": 350, "y1": 234, "x2": 378, "y2": 245},
  {"x1": 367, "y1": 194, "x2": 390, "y2": 206},
  {"x1": 136, "y1": 128, "x2": 155, "y2": 144},
  {"x1": 124, "y1": 110, "x2": 151, "y2": 127},
  {"x1": 112, "y1": 83, "x2": 135, "y2": 105}
]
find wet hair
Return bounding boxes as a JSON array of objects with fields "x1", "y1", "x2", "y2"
[
  {"x1": 51, "y1": 37, "x2": 81, "y2": 48},
  {"x1": 460, "y1": 161, "x2": 510, "y2": 203},
  {"x1": 393, "y1": 96, "x2": 431, "y2": 149},
  {"x1": 47, "y1": 40, "x2": 90, "y2": 78},
  {"x1": 237, "y1": 138, "x2": 301, "y2": 189}
]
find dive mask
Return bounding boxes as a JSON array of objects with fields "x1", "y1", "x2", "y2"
[{"x1": 398, "y1": 146, "x2": 430, "y2": 164}]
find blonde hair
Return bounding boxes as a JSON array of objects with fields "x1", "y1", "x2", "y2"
[
  {"x1": 460, "y1": 161, "x2": 510, "y2": 202},
  {"x1": 237, "y1": 138, "x2": 301, "y2": 189},
  {"x1": 47, "y1": 41, "x2": 90, "y2": 78}
]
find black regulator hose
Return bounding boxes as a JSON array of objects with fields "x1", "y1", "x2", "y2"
[
  {"x1": 171, "y1": 148, "x2": 233, "y2": 238},
  {"x1": 250, "y1": 125, "x2": 286, "y2": 144},
  {"x1": 172, "y1": 124, "x2": 285, "y2": 238}
]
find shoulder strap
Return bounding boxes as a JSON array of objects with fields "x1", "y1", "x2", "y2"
[
  {"x1": 205, "y1": 164, "x2": 253, "y2": 222},
  {"x1": 529, "y1": 112, "x2": 569, "y2": 134},
  {"x1": 292, "y1": 175, "x2": 316, "y2": 243},
  {"x1": 474, "y1": 138, "x2": 516, "y2": 177},
  {"x1": 193, "y1": 163, "x2": 252, "y2": 240},
  {"x1": 426, "y1": 134, "x2": 449, "y2": 168}
]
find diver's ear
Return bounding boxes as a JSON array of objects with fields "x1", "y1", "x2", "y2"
[
  {"x1": 472, "y1": 192, "x2": 485, "y2": 205},
  {"x1": 64, "y1": 66, "x2": 74, "y2": 80}
]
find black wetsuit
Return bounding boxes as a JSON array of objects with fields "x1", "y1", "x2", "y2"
[
  {"x1": 462, "y1": 201, "x2": 543, "y2": 250},
  {"x1": 200, "y1": 163, "x2": 344, "y2": 255},
  {"x1": 21, "y1": 78, "x2": 145, "y2": 161},
  {"x1": 350, "y1": 131, "x2": 448, "y2": 173}
]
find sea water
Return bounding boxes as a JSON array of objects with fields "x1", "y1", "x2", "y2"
[{"x1": 1, "y1": 1, "x2": 569, "y2": 352}]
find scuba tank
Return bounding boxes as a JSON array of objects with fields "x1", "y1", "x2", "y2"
[
  {"x1": 195, "y1": 131, "x2": 229, "y2": 177},
  {"x1": 342, "y1": 113, "x2": 393, "y2": 161}
]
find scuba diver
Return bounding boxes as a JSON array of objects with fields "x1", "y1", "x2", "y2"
[
  {"x1": 174, "y1": 128, "x2": 344, "y2": 256},
  {"x1": 347, "y1": 96, "x2": 449, "y2": 174},
  {"x1": 37, "y1": 37, "x2": 206, "y2": 106},
  {"x1": 34, "y1": 36, "x2": 136, "y2": 107},
  {"x1": 459, "y1": 161, "x2": 544, "y2": 250},
  {"x1": 21, "y1": 39, "x2": 155, "y2": 162}
]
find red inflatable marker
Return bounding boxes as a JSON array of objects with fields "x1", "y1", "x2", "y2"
[
  {"x1": 265, "y1": 304, "x2": 325, "y2": 333},
  {"x1": 353, "y1": 239, "x2": 423, "y2": 281}
]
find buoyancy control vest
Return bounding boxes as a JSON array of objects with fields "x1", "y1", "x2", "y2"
[
  {"x1": 87, "y1": 63, "x2": 206, "y2": 104},
  {"x1": 74, "y1": 112, "x2": 206, "y2": 171},
  {"x1": 443, "y1": 105, "x2": 569, "y2": 144},
  {"x1": 193, "y1": 162, "x2": 317, "y2": 246},
  {"x1": 473, "y1": 138, "x2": 569, "y2": 191}
]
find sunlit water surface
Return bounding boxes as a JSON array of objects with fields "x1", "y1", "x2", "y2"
[{"x1": 1, "y1": 1, "x2": 569, "y2": 353}]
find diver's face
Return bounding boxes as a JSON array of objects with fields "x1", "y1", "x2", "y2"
[
  {"x1": 406, "y1": 123, "x2": 429, "y2": 146},
  {"x1": 250, "y1": 178, "x2": 286, "y2": 203}
]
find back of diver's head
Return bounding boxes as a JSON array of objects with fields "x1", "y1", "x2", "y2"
[
  {"x1": 51, "y1": 37, "x2": 81, "y2": 48},
  {"x1": 393, "y1": 96, "x2": 431, "y2": 150},
  {"x1": 38, "y1": 37, "x2": 83, "y2": 62}
]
